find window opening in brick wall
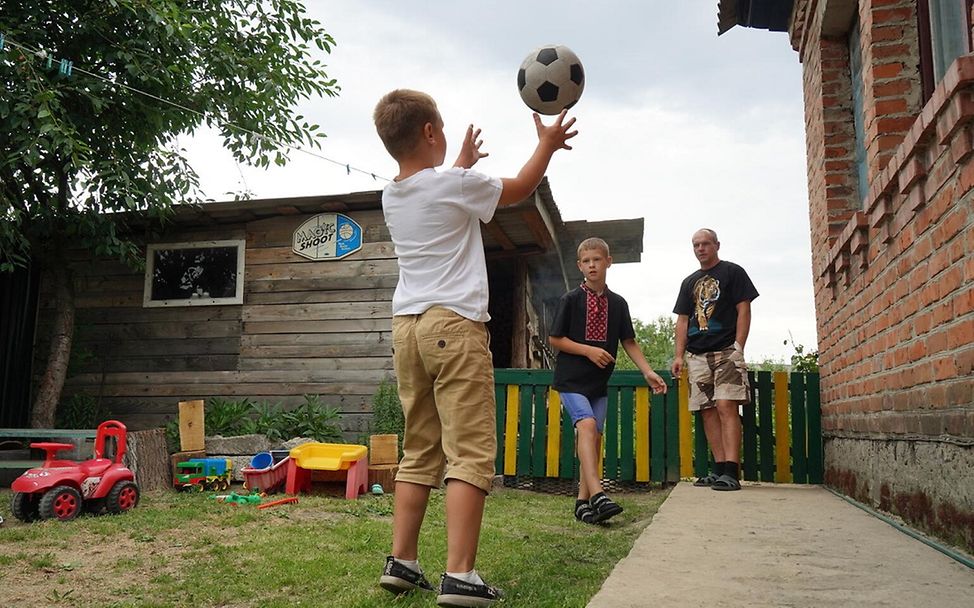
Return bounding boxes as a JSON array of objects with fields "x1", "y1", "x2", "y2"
[
  {"x1": 143, "y1": 240, "x2": 245, "y2": 307},
  {"x1": 919, "y1": 0, "x2": 973, "y2": 102},
  {"x1": 849, "y1": 18, "x2": 870, "y2": 205}
]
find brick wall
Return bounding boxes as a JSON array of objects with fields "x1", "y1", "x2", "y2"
[{"x1": 791, "y1": 0, "x2": 974, "y2": 552}]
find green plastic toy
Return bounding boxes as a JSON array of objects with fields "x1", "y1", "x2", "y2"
[{"x1": 211, "y1": 492, "x2": 261, "y2": 505}]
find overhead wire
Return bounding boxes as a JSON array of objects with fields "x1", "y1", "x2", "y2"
[{"x1": 0, "y1": 33, "x2": 390, "y2": 183}]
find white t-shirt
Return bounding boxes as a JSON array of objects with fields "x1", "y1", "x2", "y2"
[{"x1": 382, "y1": 167, "x2": 503, "y2": 322}]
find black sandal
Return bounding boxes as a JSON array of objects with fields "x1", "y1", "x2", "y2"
[
  {"x1": 693, "y1": 473, "x2": 719, "y2": 487},
  {"x1": 711, "y1": 474, "x2": 742, "y2": 491}
]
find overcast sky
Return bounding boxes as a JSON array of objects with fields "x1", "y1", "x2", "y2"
[{"x1": 181, "y1": 1, "x2": 817, "y2": 362}]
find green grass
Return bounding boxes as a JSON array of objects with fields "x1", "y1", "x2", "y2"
[{"x1": 0, "y1": 485, "x2": 669, "y2": 607}]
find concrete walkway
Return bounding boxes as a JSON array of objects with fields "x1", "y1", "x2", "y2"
[{"x1": 588, "y1": 482, "x2": 974, "y2": 608}]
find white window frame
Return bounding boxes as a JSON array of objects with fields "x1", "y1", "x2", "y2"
[{"x1": 142, "y1": 239, "x2": 245, "y2": 307}]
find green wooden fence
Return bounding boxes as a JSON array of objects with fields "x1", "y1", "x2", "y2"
[{"x1": 494, "y1": 369, "x2": 822, "y2": 486}]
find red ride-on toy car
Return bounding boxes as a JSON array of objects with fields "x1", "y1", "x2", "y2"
[{"x1": 10, "y1": 420, "x2": 140, "y2": 522}]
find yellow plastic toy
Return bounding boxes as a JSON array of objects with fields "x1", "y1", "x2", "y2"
[{"x1": 285, "y1": 443, "x2": 369, "y2": 499}]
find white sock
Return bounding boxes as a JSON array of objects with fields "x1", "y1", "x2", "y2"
[
  {"x1": 395, "y1": 558, "x2": 421, "y2": 573},
  {"x1": 446, "y1": 570, "x2": 484, "y2": 585}
]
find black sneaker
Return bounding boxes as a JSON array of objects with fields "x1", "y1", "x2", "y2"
[
  {"x1": 589, "y1": 493, "x2": 623, "y2": 523},
  {"x1": 379, "y1": 556, "x2": 434, "y2": 594},
  {"x1": 574, "y1": 501, "x2": 596, "y2": 524},
  {"x1": 437, "y1": 573, "x2": 504, "y2": 607}
]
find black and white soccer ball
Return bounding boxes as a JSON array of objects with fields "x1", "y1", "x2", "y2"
[{"x1": 517, "y1": 45, "x2": 585, "y2": 115}]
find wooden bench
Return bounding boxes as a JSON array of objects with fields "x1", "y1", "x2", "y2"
[{"x1": 0, "y1": 428, "x2": 98, "y2": 469}]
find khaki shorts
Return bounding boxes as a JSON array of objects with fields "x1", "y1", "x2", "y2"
[
  {"x1": 392, "y1": 306, "x2": 496, "y2": 493},
  {"x1": 686, "y1": 345, "x2": 750, "y2": 411}
]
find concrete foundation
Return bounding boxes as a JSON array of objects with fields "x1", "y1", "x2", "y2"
[{"x1": 825, "y1": 435, "x2": 974, "y2": 553}]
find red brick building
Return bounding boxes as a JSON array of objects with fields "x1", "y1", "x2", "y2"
[{"x1": 720, "y1": 0, "x2": 973, "y2": 551}]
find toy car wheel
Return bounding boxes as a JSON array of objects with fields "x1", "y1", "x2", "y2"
[
  {"x1": 107, "y1": 480, "x2": 140, "y2": 514},
  {"x1": 11, "y1": 492, "x2": 41, "y2": 523},
  {"x1": 39, "y1": 485, "x2": 83, "y2": 521}
]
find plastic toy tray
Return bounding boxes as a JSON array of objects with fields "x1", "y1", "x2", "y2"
[{"x1": 241, "y1": 456, "x2": 290, "y2": 493}]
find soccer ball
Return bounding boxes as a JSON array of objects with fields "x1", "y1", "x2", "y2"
[{"x1": 517, "y1": 45, "x2": 585, "y2": 115}]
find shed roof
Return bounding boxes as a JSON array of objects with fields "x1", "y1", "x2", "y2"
[{"x1": 717, "y1": 0, "x2": 795, "y2": 35}]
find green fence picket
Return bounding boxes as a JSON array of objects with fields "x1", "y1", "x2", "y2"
[
  {"x1": 604, "y1": 387, "x2": 620, "y2": 479},
  {"x1": 742, "y1": 371, "x2": 758, "y2": 481},
  {"x1": 790, "y1": 372, "x2": 808, "y2": 484},
  {"x1": 757, "y1": 371, "x2": 775, "y2": 481},
  {"x1": 662, "y1": 375, "x2": 680, "y2": 483},
  {"x1": 693, "y1": 413, "x2": 709, "y2": 477},
  {"x1": 559, "y1": 404, "x2": 575, "y2": 481},
  {"x1": 806, "y1": 373, "x2": 823, "y2": 483},
  {"x1": 653, "y1": 387, "x2": 669, "y2": 482},
  {"x1": 531, "y1": 384, "x2": 547, "y2": 477},
  {"x1": 620, "y1": 388, "x2": 635, "y2": 481},
  {"x1": 494, "y1": 383, "x2": 506, "y2": 473},
  {"x1": 516, "y1": 385, "x2": 533, "y2": 476}
]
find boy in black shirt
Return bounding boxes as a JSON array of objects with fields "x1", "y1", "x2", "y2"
[
  {"x1": 671, "y1": 228, "x2": 759, "y2": 491},
  {"x1": 549, "y1": 238, "x2": 667, "y2": 523}
]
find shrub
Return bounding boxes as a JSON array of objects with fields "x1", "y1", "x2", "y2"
[
  {"x1": 163, "y1": 395, "x2": 343, "y2": 452},
  {"x1": 55, "y1": 394, "x2": 110, "y2": 429},
  {"x1": 371, "y1": 381, "x2": 404, "y2": 457},
  {"x1": 276, "y1": 395, "x2": 343, "y2": 443}
]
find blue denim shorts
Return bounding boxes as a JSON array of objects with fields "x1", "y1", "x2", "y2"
[{"x1": 559, "y1": 393, "x2": 609, "y2": 433}]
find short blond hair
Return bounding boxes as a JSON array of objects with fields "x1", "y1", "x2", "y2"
[
  {"x1": 577, "y1": 237, "x2": 610, "y2": 259},
  {"x1": 373, "y1": 89, "x2": 440, "y2": 160}
]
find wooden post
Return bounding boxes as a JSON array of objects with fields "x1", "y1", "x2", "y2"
[
  {"x1": 178, "y1": 400, "x2": 205, "y2": 451},
  {"x1": 367, "y1": 464, "x2": 398, "y2": 493},
  {"x1": 123, "y1": 428, "x2": 170, "y2": 492}
]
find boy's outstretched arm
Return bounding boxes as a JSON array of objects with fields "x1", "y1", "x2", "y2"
[
  {"x1": 621, "y1": 339, "x2": 668, "y2": 394},
  {"x1": 499, "y1": 110, "x2": 578, "y2": 206},
  {"x1": 454, "y1": 124, "x2": 488, "y2": 169}
]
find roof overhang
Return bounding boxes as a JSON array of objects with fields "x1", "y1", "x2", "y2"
[{"x1": 717, "y1": 0, "x2": 795, "y2": 35}]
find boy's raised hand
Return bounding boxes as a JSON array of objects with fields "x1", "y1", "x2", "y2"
[
  {"x1": 533, "y1": 110, "x2": 578, "y2": 152},
  {"x1": 453, "y1": 124, "x2": 489, "y2": 169}
]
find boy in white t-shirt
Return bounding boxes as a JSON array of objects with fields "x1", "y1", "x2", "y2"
[{"x1": 373, "y1": 89, "x2": 576, "y2": 607}]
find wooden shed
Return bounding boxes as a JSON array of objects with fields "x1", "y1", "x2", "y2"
[{"x1": 35, "y1": 179, "x2": 644, "y2": 436}]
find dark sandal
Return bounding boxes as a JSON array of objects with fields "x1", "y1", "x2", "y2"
[
  {"x1": 575, "y1": 501, "x2": 597, "y2": 524},
  {"x1": 711, "y1": 474, "x2": 742, "y2": 491},
  {"x1": 590, "y1": 494, "x2": 624, "y2": 523},
  {"x1": 693, "y1": 473, "x2": 719, "y2": 487}
]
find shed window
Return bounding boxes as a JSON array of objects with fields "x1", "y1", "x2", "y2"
[{"x1": 143, "y1": 240, "x2": 245, "y2": 307}]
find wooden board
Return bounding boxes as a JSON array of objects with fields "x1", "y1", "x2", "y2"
[
  {"x1": 369, "y1": 434, "x2": 399, "y2": 465},
  {"x1": 178, "y1": 400, "x2": 205, "y2": 451}
]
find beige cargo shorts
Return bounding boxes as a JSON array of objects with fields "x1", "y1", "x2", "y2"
[
  {"x1": 392, "y1": 306, "x2": 496, "y2": 493},
  {"x1": 686, "y1": 344, "x2": 750, "y2": 411}
]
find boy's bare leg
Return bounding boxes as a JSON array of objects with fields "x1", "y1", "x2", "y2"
[
  {"x1": 575, "y1": 418, "x2": 603, "y2": 499},
  {"x1": 392, "y1": 481, "x2": 431, "y2": 560},
  {"x1": 700, "y1": 407, "x2": 725, "y2": 463},
  {"x1": 444, "y1": 479, "x2": 486, "y2": 572},
  {"x1": 716, "y1": 400, "x2": 742, "y2": 465}
]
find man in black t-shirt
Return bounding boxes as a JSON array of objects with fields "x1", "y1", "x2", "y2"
[
  {"x1": 671, "y1": 229, "x2": 758, "y2": 492},
  {"x1": 550, "y1": 237, "x2": 667, "y2": 523}
]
